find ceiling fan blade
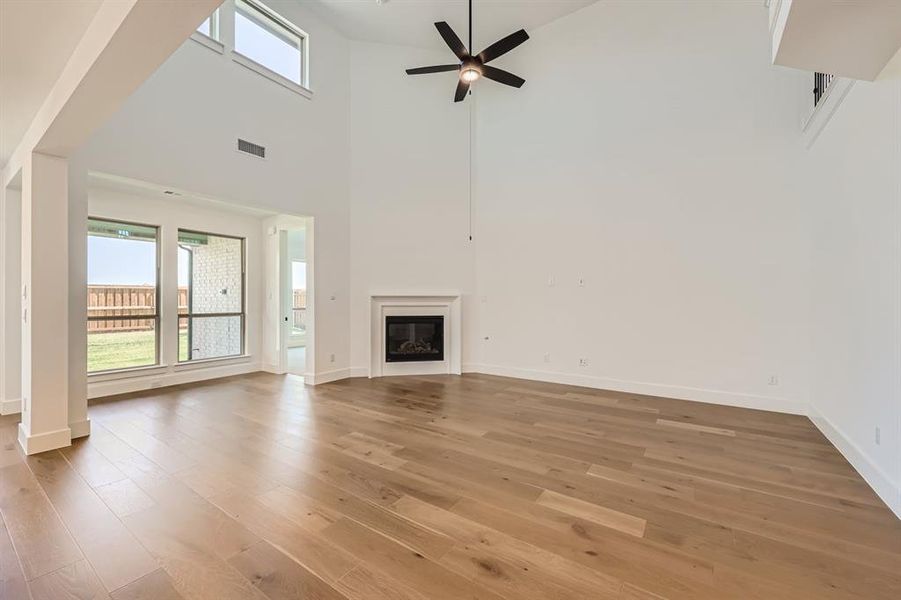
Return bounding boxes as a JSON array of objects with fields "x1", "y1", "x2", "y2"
[
  {"x1": 481, "y1": 65, "x2": 526, "y2": 89},
  {"x1": 454, "y1": 78, "x2": 471, "y2": 103},
  {"x1": 477, "y1": 29, "x2": 529, "y2": 64},
  {"x1": 435, "y1": 21, "x2": 469, "y2": 61},
  {"x1": 406, "y1": 65, "x2": 461, "y2": 75}
]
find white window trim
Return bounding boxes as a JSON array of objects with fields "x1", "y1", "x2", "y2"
[
  {"x1": 234, "y1": 0, "x2": 310, "y2": 90},
  {"x1": 192, "y1": 7, "x2": 223, "y2": 51},
  {"x1": 188, "y1": 0, "x2": 312, "y2": 98},
  {"x1": 88, "y1": 363, "x2": 170, "y2": 382},
  {"x1": 173, "y1": 354, "x2": 253, "y2": 372},
  {"x1": 191, "y1": 31, "x2": 225, "y2": 55},
  {"x1": 207, "y1": 7, "x2": 221, "y2": 40},
  {"x1": 231, "y1": 50, "x2": 313, "y2": 98}
]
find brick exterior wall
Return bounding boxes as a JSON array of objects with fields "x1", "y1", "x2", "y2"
[{"x1": 188, "y1": 235, "x2": 243, "y2": 359}]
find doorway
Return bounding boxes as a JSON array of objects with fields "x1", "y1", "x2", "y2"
[
  {"x1": 262, "y1": 214, "x2": 312, "y2": 381},
  {"x1": 286, "y1": 229, "x2": 307, "y2": 376}
]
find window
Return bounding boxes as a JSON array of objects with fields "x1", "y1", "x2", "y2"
[
  {"x1": 87, "y1": 219, "x2": 160, "y2": 373},
  {"x1": 197, "y1": 9, "x2": 219, "y2": 40},
  {"x1": 235, "y1": 0, "x2": 305, "y2": 85},
  {"x1": 291, "y1": 261, "x2": 306, "y2": 336},
  {"x1": 178, "y1": 230, "x2": 245, "y2": 362}
]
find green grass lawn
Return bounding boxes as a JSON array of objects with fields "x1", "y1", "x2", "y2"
[{"x1": 88, "y1": 329, "x2": 187, "y2": 372}]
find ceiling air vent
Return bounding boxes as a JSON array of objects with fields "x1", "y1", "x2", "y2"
[{"x1": 237, "y1": 138, "x2": 266, "y2": 159}]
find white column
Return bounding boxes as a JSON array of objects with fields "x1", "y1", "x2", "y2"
[
  {"x1": 67, "y1": 158, "x2": 89, "y2": 438},
  {"x1": 0, "y1": 185, "x2": 22, "y2": 415},
  {"x1": 19, "y1": 152, "x2": 71, "y2": 454}
]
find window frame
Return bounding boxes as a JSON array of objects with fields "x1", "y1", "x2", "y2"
[
  {"x1": 177, "y1": 229, "x2": 247, "y2": 363},
  {"x1": 196, "y1": 8, "x2": 220, "y2": 41},
  {"x1": 234, "y1": 0, "x2": 309, "y2": 88},
  {"x1": 86, "y1": 217, "x2": 162, "y2": 375}
]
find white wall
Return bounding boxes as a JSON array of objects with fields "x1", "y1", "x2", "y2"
[
  {"x1": 86, "y1": 185, "x2": 265, "y2": 397},
  {"x1": 805, "y1": 79, "x2": 901, "y2": 516},
  {"x1": 0, "y1": 186, "x2": 22, "y2": 414},
  {"x1": 76, "y1": 1, "x2": 809, "y2": 410},
  {"x1": 471, "y1": 1, "x2": 809, "y2": 412},
  {"x1": 348, "y1": 41, "x2": 478, "y2": 373},
  {"x1": 79, "y1": 0, "x2": 351, "y2": 381},
  {"x1": 68, "y1": 155, "x2": 89, "y2": 435},
  {"x1": 44, "y1": 0, "x2": 898, "y2": 516}
]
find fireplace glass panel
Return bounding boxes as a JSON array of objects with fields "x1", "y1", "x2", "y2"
[{"x1": 385, "y1": 316, "x2": 445, "y2": 363}]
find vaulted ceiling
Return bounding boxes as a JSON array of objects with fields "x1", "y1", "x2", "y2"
[
  {"x1": 0, "y1": 0, "x2": 103, "y2": 169},
  {"x1": 0, "y1": 0, "x2": 598, "y2": 171},
  {"x1": 309, "y1": 0, "x2": 598, "y2": 50}
]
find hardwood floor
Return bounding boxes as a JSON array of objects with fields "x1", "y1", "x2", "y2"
[{"x1": 1, "y1": 372, "x2": 900, "y2": 599}]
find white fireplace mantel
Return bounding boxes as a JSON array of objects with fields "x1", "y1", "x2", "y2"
[{"x1": 368, "y1": 292, "x2": 462, "y2": 378}]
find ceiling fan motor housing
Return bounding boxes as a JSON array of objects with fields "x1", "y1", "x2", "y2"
[{"x1": 403, "y1": 0, "x2": 529, "y2": 102}]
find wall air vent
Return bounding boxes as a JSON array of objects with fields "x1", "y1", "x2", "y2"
[{"x1": 237, "y1": 138, "x2": 266, "y2": 159}]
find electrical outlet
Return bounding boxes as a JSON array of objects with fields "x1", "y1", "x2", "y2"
[
  {"x1": 578, "y1": 277, "x2": 585, "y2": 287},
  {"x1": 330, "y1": 353, "x2": 336, "y2": 363},
  {"x1": 579, "y1": 358, "x2": 588, "y2": 367},
  {"x1": 875, "y1": 426, "x2": 881, "y2": 445},
  {"x1": 768, "y1": 375, "x2": 779, "y2": 386},
  {"x1": 547, "y1": 276, "x2": 555, "y2": 287},
  {"x1": 543, "y1": 353, "x2": 551, "y2": 363}
]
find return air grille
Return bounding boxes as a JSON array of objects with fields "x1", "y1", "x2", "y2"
[{"x1": 237, "y1": 138, "x2": 266, "y2": 159}]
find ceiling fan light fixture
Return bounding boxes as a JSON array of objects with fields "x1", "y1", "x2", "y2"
[
  {"x1": 461, "y1": 67, "x2": 480, "y2": 83},
  {"x1": 404, "y1": 0, "x2": 529, "y2": 102}
]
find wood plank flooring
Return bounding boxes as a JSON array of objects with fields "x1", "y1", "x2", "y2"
[{"x1": 1, "y1": 372, "x2": 899, "y2": 599}]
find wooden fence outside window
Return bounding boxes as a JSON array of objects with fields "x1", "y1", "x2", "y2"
[{"x1": 88, "y1": 286, "x2": 308, "y2": 332}]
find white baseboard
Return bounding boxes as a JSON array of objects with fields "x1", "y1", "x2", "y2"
[
  {"x1": 1, "y1": 397, "x2": 21, "y2": 415},
  {"x1": 88, "y1": 362, "x2": 261, "y2": 399},
  {"x1": 350, "y1": 367, "x2": 369, "y2": 378},
  {"x1": 18, "y1": 423, "x2": 71, "y2": 455},
  {"x1": 69, "y1": 418, "x2": 91, "y2": 439},
  {"x1": 305, "y1": 368, "x2": 352, "y2": 386},
  {"x1": 808, "y1": 404, "x2": 901, "y2": 519},
  {"x1": 465, "y1": 363, "x2": 808, "y2": 415}
]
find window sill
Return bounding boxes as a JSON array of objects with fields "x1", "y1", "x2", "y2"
[
  {"x1": 88, "y1": 354, "x2": 253, "y2": 381},
  {"x1": 174, "y1": 354, "x2": 253, "y2": 372},
  {"x1": 190, "y1": 31, "x2": 225, "y2": 55},
  {"x1": 231, "y1": 51, "x2": 312, "y2": 99},
  {"x1": 88, "y1": 364, "x2": 169, "y2": 382}
]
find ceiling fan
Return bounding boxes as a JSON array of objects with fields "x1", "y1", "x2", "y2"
[{"x1": 405, "y1": 0, "x2": 529, "y2": 102}]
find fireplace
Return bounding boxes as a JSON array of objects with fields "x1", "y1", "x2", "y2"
[{"x1": 385, "y1": 315, "x2": 445, "y2": 363}]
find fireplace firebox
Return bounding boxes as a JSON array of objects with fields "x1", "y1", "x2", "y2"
[{"x1": 385, "y1": 316, "x2": 445, "y2": 363}]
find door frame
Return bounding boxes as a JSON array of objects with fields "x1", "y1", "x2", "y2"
[{"x1": 262, "y1": 214, "x2": 313, "y2": 380}]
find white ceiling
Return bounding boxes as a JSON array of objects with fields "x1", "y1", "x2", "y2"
[
  {"x1": 0, "y1": 0, "x2": 103, "y2": 170},
  {"x1": 307, "y1": 0, "x2": 599, "y2": 51},
  {"x1": 0, "y1": 0, "x2": 596, "y2": 171}
]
